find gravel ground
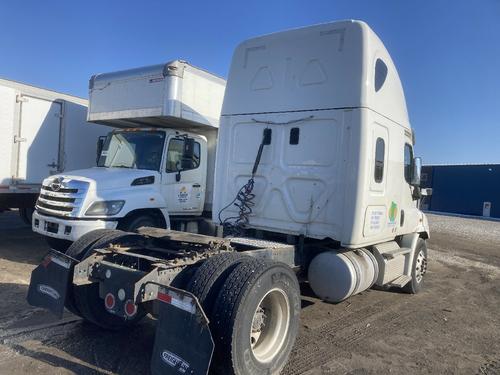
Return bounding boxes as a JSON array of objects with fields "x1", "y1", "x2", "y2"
[
  {"x1": 428, "y1": 212, "x2": 500, "y2": 245},
  {"x1": 0, "y1": 210, "x2": 498, "y2": 374}
]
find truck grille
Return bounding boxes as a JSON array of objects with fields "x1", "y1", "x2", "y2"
[{"x1": 36, "y1": 179, "x2": 89, "y2": 218}]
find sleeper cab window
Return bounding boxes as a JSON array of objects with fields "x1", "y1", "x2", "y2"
[
  {"x1": 404, "y1": 143, "x2": 413, "y2": 183},
  {"x1": 166, "y1": 138, "x2": 201, "y2": 172},
  {"x1": 375, "y1": 58, "x2": 388, "y2": 92},
  {"x1": 374, "y1": 137, "x2": 385, "y2": 183}
]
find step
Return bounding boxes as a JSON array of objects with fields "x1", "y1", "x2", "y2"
[
  {"x1": 388, "y1": 274, "x2": 411, "y2": 288},
  {"x1": 382, "y1": 247, "x2": 411, "y2": 260}
]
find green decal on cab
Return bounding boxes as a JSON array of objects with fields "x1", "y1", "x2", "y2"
[{"x1": 388, "y1": 201, "x2": 398, "y2": 224}]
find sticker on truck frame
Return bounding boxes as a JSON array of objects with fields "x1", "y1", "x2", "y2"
[{"x1": 157, "y1": 287, "x2": 196, "y2": 315}]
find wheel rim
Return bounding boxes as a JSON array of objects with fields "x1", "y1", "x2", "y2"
[
  {"x1": 415, "y1": 250, "x2": 427, "y2": 283},
  {"x1": 250, "y1": 288, "x2": 290, "y2": 363}
]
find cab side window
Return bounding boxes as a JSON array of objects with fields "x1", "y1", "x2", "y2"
[
  {"x1": 166, "y1": 138, "x2": 201, "y2": 172},
  {"x1": 404, "y1": 144, "x2": 413, "y2": 183},
  {"x1": 374, "y1": 137, "x2": 385, "y2": 183}
]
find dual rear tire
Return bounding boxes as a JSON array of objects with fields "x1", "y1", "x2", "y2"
[
  {"x1": 187, "y1": 254, "x2": 301, "y2": 375},
  {"x1": 65, "y1": 230, "x2": 301, "y2": 373},
  {"x1": 65, "y1": 229, "x2": 147, "y2": 329}
]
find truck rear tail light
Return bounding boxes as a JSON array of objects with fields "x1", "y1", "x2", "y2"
[
  {"x1": 105, "y1": 293, "x2": 115, "y2": 310},
  {"x1": 124, "y1": 300, "x2": 137, "y2": 317}
]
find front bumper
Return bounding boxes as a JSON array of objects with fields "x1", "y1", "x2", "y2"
[{"x1": 32, "y1": 211, "x2": 118, "y2": 242}]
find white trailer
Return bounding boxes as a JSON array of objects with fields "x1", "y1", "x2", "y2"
[
  {"x1": 32, "y1": 61, "x2": 225, "y2": 249},
  {"x1": 0, "y1": 78, "x2": 109, "y2": 222},
  {"x1": 28, "y1": 20, "x2": 430, "y2": 375}
]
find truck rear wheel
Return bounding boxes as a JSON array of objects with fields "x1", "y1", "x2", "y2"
[
  {"x1": 64, "y1": 229, "x2": 119, "y2": 316},
  {"x1": 73, "y1": 231, "x2": 147, "y2": 330},
  {"x1": 210, "y1": 259, "x2": 301, "y2": 375},
  {"x1": 186, "y1": 252, "x2": 251, "y2": 315},
  {"x1": 45, "y1": 237, "x2": 72, "y2": 252},
  {"x1": 404, "y1": 238, "x2": 428, "y2": 294}
]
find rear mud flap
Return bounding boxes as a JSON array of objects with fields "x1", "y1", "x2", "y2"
[
  {"x1": 151, "y1": 286, "x2": 214, "y2": 375},
  {"x1": 27, "y1": 250, "x2": 76, "y2": 318}
]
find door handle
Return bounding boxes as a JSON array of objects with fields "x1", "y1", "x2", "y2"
[{"x1": 192, "y1": 183, "x2": 201, "y2": 188}]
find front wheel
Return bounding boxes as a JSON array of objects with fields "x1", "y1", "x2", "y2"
[
  {"x1": 404, "y1": 238, "x2": 428, "y2": 294},
  {"x1": 210, "y1": 259, "x2": 301, "y2": 375},
  {"x1": 118, "y1": 214, "x2": 159, "y2": 232}
]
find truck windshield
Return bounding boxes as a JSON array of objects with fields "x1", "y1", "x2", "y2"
[{"x1": 97, "y1": 131, "x2": 165, "y2": 171}]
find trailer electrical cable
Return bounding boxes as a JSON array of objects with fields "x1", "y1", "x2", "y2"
[
  {"x1": 218, "y1": 116, "x2": 314, "y2": 236},
  {"x1": 218, "y1": 128, "x2": 272, "y2": 236}
]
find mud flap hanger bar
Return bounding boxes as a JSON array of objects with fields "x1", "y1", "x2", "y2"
[
  {"x1": 148, "y1": 282, "x2": 214, "y2": 375},
  {"x1": 27, "y1": 250, "x2": 78, "y2": 319}
]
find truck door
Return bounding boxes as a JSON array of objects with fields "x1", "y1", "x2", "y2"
[
  {"x1": 16, "y1": 95, "x2": 62, "y2": 183},
  {"x1": 161, "y1": 134, "x2": 207, "y2": 215},
  {"x1": 400, "y1": 138, "x2": 419, "y2": 232}
]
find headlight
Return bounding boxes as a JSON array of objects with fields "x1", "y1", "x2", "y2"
[{"x1": 85, "y1": 200, "x2": 125, "y2": 216}]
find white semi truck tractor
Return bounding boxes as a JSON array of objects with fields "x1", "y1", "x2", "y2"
[
  {"x1": 28, "y1": 20, "x2": 429, "y2": 375},
  {"x1": 32, "y1": 61, "x2": 226, "y2": 250}
]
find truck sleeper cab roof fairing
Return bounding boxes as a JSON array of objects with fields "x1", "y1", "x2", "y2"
[{"x1": 222, "y1": 20, "x2": 410, "y2": 130}]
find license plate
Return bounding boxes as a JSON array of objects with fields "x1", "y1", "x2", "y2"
[{"x1": 45, "y1": 221, "x2": 59, "y2": 234}]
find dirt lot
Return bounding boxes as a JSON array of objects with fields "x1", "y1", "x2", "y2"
[{"x1": 0, "y1": 211, "x2": 498, "y2": 374}]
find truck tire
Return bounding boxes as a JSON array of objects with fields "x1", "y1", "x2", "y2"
[
  {"x1": 186, "y1": 252, "x2": 251, "y2": 315},
  {"x1": 64, "y1": 229, "x2": 119, "y2": 316},
  {"x1": 45, "y1": 237, "x2": 72, "y2": 252},
  {"x1": 73, "y1": 231, "x2": 147, "y2": 330},
  {"x1": 118, "y1": 214, "x2": 159, "y2": 232},
  {"x1": 210, "y1": 259, "x2": 301, "y2": 375},
  {"x1": 403, "y1": 238, "x2": 428, "y2": 294},
  {"x1": 66, "y1": 229, "x2": 119, "y2": 259}
]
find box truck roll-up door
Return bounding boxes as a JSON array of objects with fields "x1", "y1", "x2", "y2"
[{"x1": 17, "y1": 96, "x2": 62, "y2": 184}]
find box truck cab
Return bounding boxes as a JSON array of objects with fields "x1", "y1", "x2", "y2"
[{"x1": 32, "y1": 61, "x2": 225, "y2": 248}]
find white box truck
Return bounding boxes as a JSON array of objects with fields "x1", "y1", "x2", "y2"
[
  {"x1": 32, "y1": 61, "x2": 225, "y2": 249},
  {"x1": 0, "y1": 78, "x2": 109, "y2": 223},
  {"x1": 28, "y1": 21, "x2": 430, "y2": 375}
]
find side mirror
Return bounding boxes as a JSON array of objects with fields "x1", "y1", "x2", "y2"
[
  {"x1": 96, "y1": 136, "x2": 107, "y2": 165},
  {"x1": 411, "y1": 157, "x2": 422, "y2": 186}
]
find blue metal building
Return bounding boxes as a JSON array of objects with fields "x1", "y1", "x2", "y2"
[{"x1": 420, "y1": 164, "x2": 500, "y2": 219}]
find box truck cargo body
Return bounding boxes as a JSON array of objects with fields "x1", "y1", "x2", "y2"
[
  {"x1": 32, "y1": 61, "x2": 225, "y2": 246},
  {"x1": 0, "y1": 78, "x2": 109, "y2": 217}
]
